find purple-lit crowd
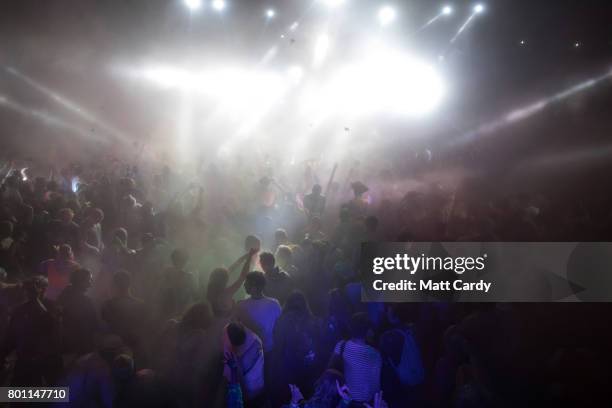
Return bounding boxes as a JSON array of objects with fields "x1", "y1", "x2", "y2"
[{"x1": 0, "y1": 155, "x2": 608, "y2": 407}]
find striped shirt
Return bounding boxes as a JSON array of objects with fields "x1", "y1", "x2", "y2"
[{"x1": 333, "y1": 339, "x2": 382, "y2": 402}]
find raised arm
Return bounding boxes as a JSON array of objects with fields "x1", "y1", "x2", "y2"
[{"x1": 225, "y1": 248, "x2": 257, "y2": 296}]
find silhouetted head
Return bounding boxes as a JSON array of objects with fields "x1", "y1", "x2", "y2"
[
  {"x1": 274, "y1": 228, "x2": 289, "y2": 246},
  {"x1": 259, "y1": 252, "x2": 275, "y2": 273},
  {"x1": 275, "y1": 245, "x2": 293, "y2": 267},
  {"x1": 71, "y1": 268, "x2": 93, "y2": 292},
  {"x1": 226, "y1": 322, "x2": 247, "y2": 347},
  {"x1": 24, "y1": 275, "x2": 48, "y2": 301},
  {"x1": 283, "y1": 291, "x2": 311, "y2": 317},
  {"x1": 244, "y1": 271, "x2": 266, "y2": 296},
  {"x1": 59, "y1": 208, "x2": 75, "y2": 224},
  {"x1": 244, "y1": 234, "x2": 261, "y2": 252}
]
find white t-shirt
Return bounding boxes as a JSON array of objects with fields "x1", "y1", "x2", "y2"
[
  {"x1": 235, "y1": 296, "x2": 281, "y2": 352},
  {"x1": 223, "y1": 327, "x2": 265, "y2": 400}
]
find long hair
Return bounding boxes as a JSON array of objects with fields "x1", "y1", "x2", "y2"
[
  {"x1": 283, "y1": 290, "x2": 312, "y2": 319},
  {"x1": 311, "y1": 369, "x2": 344, "y2": 407}
]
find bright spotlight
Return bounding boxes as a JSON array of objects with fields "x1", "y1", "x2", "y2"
[
  {"x1": 378, "y1": 6, "x2": 397, "y2": 26},
  {"x1": 266, "y1": 9, "x2": 276, "y2": 18},
  {"x1": 442, "y1": 5, "x2": 453, "y2": 15},
  {"x1": 307, "y1": 48, "x2": 445, "y2": 118},
  {"x1": 313, "y1": 34, "x2": 330, "y2": 68},
  {"x1": 143, "y1": 67, "x2": 191, "y2": 89},
  {"x1": 319, "y1": 0, "x2": 346, "y2": 8},
  {"x1": 183, "y1": 0, "x2": 202, "y2": 11},
  {"x1": 212, "y1": 0, "x2": 225, "y2": 11},
  {"x1": 288, "y1": 66, "x2": 304, "y2": 84},
  {"x1": 474, "y1": 4, "x2": 484, "y2": 14}
]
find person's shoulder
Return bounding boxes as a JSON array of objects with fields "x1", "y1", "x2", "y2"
[
  {"x1": 264, "y1": 296, "x2": 281, "y2": 308},
  {"x1": 333, "y1": 339, "x2": 348, "y2": 353},
  {"x1": 235, "y1": 298, "x2": 249, "y2": 310}
]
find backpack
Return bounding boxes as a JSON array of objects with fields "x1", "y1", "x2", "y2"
[{"x1": 387, "y1": 327, "x2": 424, "y2": 386}]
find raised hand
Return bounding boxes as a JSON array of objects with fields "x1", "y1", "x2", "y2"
[
  {"x1": 288, "y1": 384, "x2": 304, "y2": 405},
  {"x1": 364, "y1": 391, "x2": 388, "y2": 408},
  {"x1": 223, "y1": 351, "x2": 237, "y2": 369},
  {"x1": 335, "y1": 380, "x2": 351, "y2": 402}
]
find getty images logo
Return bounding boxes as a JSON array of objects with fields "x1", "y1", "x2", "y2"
[{"x1": 372, "y1": 253, "x2": 488, "y2": 275}]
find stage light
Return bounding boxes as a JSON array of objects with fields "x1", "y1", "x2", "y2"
[
  {"x1": 378, "y1": 6, "x2": 397, "y2": 26},
  {"x1": 303, "y1": 47, "x2": 445, "y2": 118},
  {"x1": 474, "y1": 4, "x2": 484, "y2": 14},
  {"x1": 442, "y1": 5, "x2": 452, "y2": 15},
  {"x1": 266, "y1": 9, "x2": 276, "y2": 18},
  {"x1": 184, "y1": 0, "x2": 202, "y2": 11},
  {"x1": 313, "y1": 34, "x2": 330, "y2": 68},
  {"x1": 319, "y1": 0, "x2": 346, "y2": 8},
  {"x1": 520, "y1": 40, "x2": 525, "y2": 45},
  {"x1": 289, "y1": 22, "x2": 299, "y2": 31},
  {"x1": 574, "y1": 42, "x2": 580, "y2": 48},
  {"x1": 212, "y1": 0, "x2": 225, "y2": 11}
]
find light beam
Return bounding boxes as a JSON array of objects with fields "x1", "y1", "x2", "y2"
[
  {"x1": 421, "y1": 5, "x2": 454, "y2": 30},
  {"x1": 6, "y1": 67, "x2": 129, "y2": 143},
  {"x1": 453, "y1": 69, "x2": 612, "y2": 146},
  {"x1": 450, "y1": 4, "x2": 485, "y2": 43},
  {"x1": 0, "y1": 94, "x2": 102, "y2": 141}
]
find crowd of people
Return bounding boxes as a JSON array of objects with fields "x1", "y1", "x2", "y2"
[{"x1": 0, "y1": 153, "x2": 609, "y2": 407}]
